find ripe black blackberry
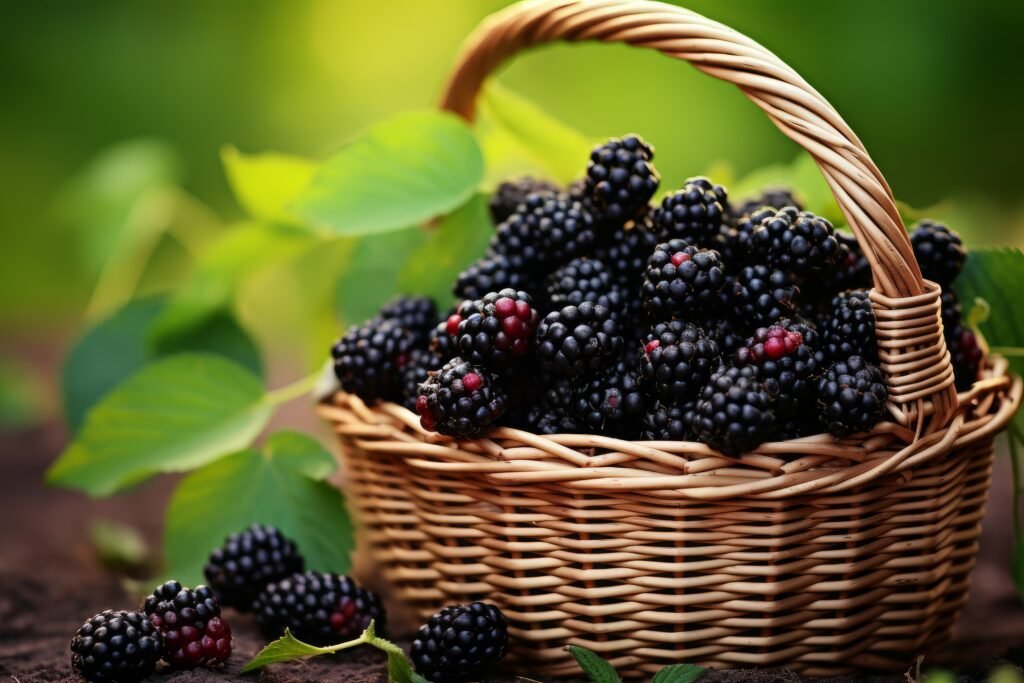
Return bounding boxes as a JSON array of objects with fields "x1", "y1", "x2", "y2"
[
  {"x1": 71, "y1": 610, "x2": 163, "y2": 683},
  {"x1": 456, "y1": 289, "x2": 539, "y2": 367},
  {"x1": 948, "y1": 324, "x2": 983, "y2": 391},
  {"x1": 584, "y1": 135, "x2": 659, "y2": 224},
  {"x1": 641, "y1": 400, "x2": 697, "y2": 441},
  {"x1": 143, "y1": 580, "x2": 232, "y2": 669},
  {"x1": 535, "y1": 302, "x2": 623, "y2": 378},
  {"x1": 332, "y1": 319, "x2": 415, "y2": 402},
  {"x1": 816, "y1": 356, "x2": 888, "y2": 437},
  {"x1": 693, "y1": 365, "x2": 775, "y2": 455},
  {"x1": 910, "y1": 220, "x2": 966, "y2": 286},
  {"x1": 727, "y1": 206, "x2": 776, "y2": 267},
  {"x1": 492, "y1": 192, "x2": 596, "y2": 270},
  {"x1": 430, "y1": 305, "x2": 471, "y2": 361},
  {"x1": 706, "y1": 317, "x2": 748, "y2": 357},
  {"x1": 523, "y1": 376, "x2": 581, "y2": 435},
  {"x1": 411, "y1": 602, "x2": 509, "y2": 683},
  {"x1": 641, "y1": 240, "x2": 726, "y2": 319},
  {"x1": 378, "y1": 296, "x2": 437, "y2": 345},
  {"x1": 731, "y1": 186, "x2": 803, "y2": 220},
  {"x1": 400, "y1": 347, "x2": 442, "y2": 410},
  {"x1": 735, "y1": 320, "x2": 821, "y2": 416},
  {"x1": 453, "y1": 254, "x2": 528, "y2": 302},
  {"x1": 772, "y1": 413, "x2": 821, "y2": 440},
  {"x1": 595, "y1": 218, "x2": 659, "y2": 322},
  {"x1": 548, "y1": 257, "x2": 624, "y2": 317},
  {"x1": 415, "y1": 357, "x2": 507, "y2": 438},
  {"x1": 729, "y1": 264, "x2": 800, "y2": 325},
  {"x1": 750, "y1": 207, "x2": 840, "y2": 274},
  {"x1": 831, "y1": 231, "x2": 872, "y2": 292},
  {"x1": 204, "y1": 524, "x2": 304, "y2": 612},
  {"x1": 941, "y1": 289, "x2": 962, "y2": 331},
  {"x1": 652, "y1": 176, "x2": 728, "y2": 244},
  {"x1": 572, "y1": 356, "x2": 646, "y2": 436},
  {"x1": 820, "y1": 289, "x2": 878, "y2": 363},
  {"x1": 640, "y1": 320, "x2": 721, "y2": 403},
  {"x1": 489, "y1": 177, "x2": 559, "y2": 225},
  {"x1": 254, "y1": 572, "x2": 386, "y2": 646}
]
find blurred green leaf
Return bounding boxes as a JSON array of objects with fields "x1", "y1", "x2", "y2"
[
  {"x1": 48, "y1": 353, "x2": 272, "y2": 496},
  {"x1": 956, "y1": 247, "x2": 1024, "y2": 349},
  {"x1": 222, "y1": 146, "x2": 317, "y2": 223},
  {"x1": 336, "y1": 228, "x2": 429, "y2": 327},
  {"x1": 652, "y1": 664, "x2": 706, "y2": 683},
  {"x1": 164, "y1": 431, "x2": 348, "y2": 587},
  {"x1": 0, "y1": 356, "x2": 46, "y2": 430},
  {"x1": 989, "y1": 664, "x2": 1024, "y2": 683},
  {"x1": 293, "y1": 111, "x2": 483, "y2": 235},
  {"x1": 729, "y1": 153, "x2": 843, "y2": 226},
  {"x1": 90, "y1": 519, "x2": 149, "y2": 572},
  {"x1": 567, "y1": 645, "x2": 621, "y2": 683}
]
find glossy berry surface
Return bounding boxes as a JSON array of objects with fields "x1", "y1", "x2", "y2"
[
  {"x1": 143, "y1": 581, "x2": 231, "y2": 669},
  {"x1": 71, "y1": 610, "x2": 163, "y2": 683},
  {"x1": 416, "y1": 357, "x2": 507, "y2": 438},
  {"x1": 411, "y1": 602, "x2": 509, "y2": 683},
  {"x1": 203, "y1": 524, "x2": 304, "y2": 612}
]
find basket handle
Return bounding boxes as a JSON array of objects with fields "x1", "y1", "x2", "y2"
[{"x1": 440, "y1": 0, "x2": 957, "y2": 427}]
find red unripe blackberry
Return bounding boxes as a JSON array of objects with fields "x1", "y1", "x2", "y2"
[
  {"x1": 71, "y1": 610, "x2": 163, "y2": 683},
  {"x1": 142, "y1": 581, "x2": 231, "y2": 670},
  {"x1": 693, "y1": 365, "x2": 776, "y2": 455},
  {"x1": 652, "y1": 176, "x2": 728, "y2": 244},
  {"x1": 910, "y1": 220, "x2": 966, "y2": 286},
  {"x1": 488, "y1": 176, "x2": 559, "y2": 225},
  {"x1": 816, "y1": 356, "x2": 888, "y2": 437},
  {"x1": 535, "y1": 302, "x2": 623, "y2": 379},
  {"x1": 416, "y1": 357, "x2": 507, "y2": 438},
  {"x1": 735, "y1": 320, "x2": 821, "y2": 416},
  {"x1": 641, "y1": 240, "x2": 726, "y2": 319},
  {"x1": 750, "y1": 206, "x2": 840, "y2": 274},
  {"x1": 204, "y1": 524, "x2": 304, "y2": 612},
  {"x1": 640, "y1": 320, "x2": 721, "y2": 404},
  {"x1": 456, "y1": 289, "x2": 539, "y2": 367},
  {"x1": 584, "y1": 135, "x2": 659, "y2": 225}
]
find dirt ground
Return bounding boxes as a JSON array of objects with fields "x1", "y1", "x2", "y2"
[{"x1": 2, "y1": 421, "x2": 1023, "y2": 683}]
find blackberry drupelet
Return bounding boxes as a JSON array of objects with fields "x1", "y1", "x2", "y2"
[
  {"x1": 734, "y1": 320, "x2": 821, "y2": 416},
  {"x1": 411, "y1": 602, "x2": 509, "y2": 683},
  {"x1": 456, "y1": 289, "x2": 539, "y2": 367},
  {"x1": 253, "y1": 572, "x2": 386, "y2": 646},
  {"x1": 750, "y1": 207, "x2": 840, "y2": 274},
  {"x1": 731, "y1": 186, "x2": 803, "y2": 220},
  {"x1": 378, "y1": 296, "x2": 437, "y2": 345},
  {"x1": 572, "y1": 356, "x2": 646, "y2": 436},
  {"x1": 821, "y1": 289, "x2": 878, "y2": 363},
  {"x1": 548, "y1": 257, "x2": 624, "y2": 317},
  {"x1": 204, "y1": 524, "x2": 304, "y2": 612},
  {"x1": 400, "y1": 347, "x2": 441, "y2": 410},
  {"x1": 492, "y1": 192, "x2": 596, "y2": 270},
  {"x1": 652, "y1": 176, "x2": 728, "y2": 244},
  {"x1": 640, "y1": 320, "x2": 721, "y2": 404},
  {"x1": 641, "y1": 240, "x2": 726, "y2": 319},
  {"x1": 816, "y1": 356, "x2": 888, "y2": 437},
  {"x1": 453, "y1": 254, "x2": 528, "y2": 302},
  {"x1": 332, "y1": 319, "x2": 415, "y2": 402},
  {"x1": 71, "y1": 610, "x2": 163, "y2": 683},
  {"x1": 584, "y1": 135, "x2": 659, "y2": 224},
  {"x1": 641, "y1": 400, "x2": 697, "y2": 441},
  {"x1": 488, "y1": 177, "x2": 559, "y2": 225},
  {"x1": 535, "y1": 302, "x2": 623, "y2": 378},
  {"x1": 693, "y1": 365, "x2": 775, "y2": 455},
  {"x1": 910, "y1": 220, "x2": 966, "y2": 286},
  {"x1": 416, "y1": 357, "x2": 507, "y2": 438},
  {"x1": 948, "y1": 324, "x2": 983, "y2": 391},
  {"x1": 729, "y1": 264, "x2": 800, "y2": 325},
  {"x1": 143, "y1": 581, "x2": 231, "y2": 669}
]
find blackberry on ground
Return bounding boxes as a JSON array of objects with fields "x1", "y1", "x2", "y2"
[
  {"x1": 453, "y1": 254, "x2": 529, "y2": 302},
  {"x1": 641, "y1": 400, "x2": 697, "y2": 441},
  {"x1": 693, "y1": 365, "x2": 776, "y2": 455},
  {"x1": 572, "y1": 356, "x2": 646, "y2": 436},
  {"x1": 401, "y1": 347, "x2": 441, "y2": 410},
  {"x1": 941, "y1": 289, "x2": 962, "y2": 331},
  {"x1": 584, "y1": 135, "x2": 659, "y2": 224},
  {"x1": 641, "y1": 240, "x2": 726, "y2": 319},
  {"x1": 489, "y1": 177, "x2": 559, "y2": 225},
  {"x1": 332, "y1": 319, "x2": 415, "y2": 403},
  {"x1": 204, "y1": 524, "x2": 304, "y2": 612},
  {"x1": 535, "y1": 302, "x2": 623, "y2": 378},
  {"x1": 821, "y1": 289, "x2": 878, "y2": 363},
  {"x1": 411, "y1": 602, "x2": 509, "y2": 683},
  {"x1": 143, "y1": 581, "x2": 231, "y2": 669},
  {"x1": 378, "y1": 296, "x2": 437, "y2": 345},
  {"x1": 254, "y1": 572, "x2": 386, "y2": 646},
  {"x1": 652, "y1": 177, "x2": 728, "y2": 244},
  {"x1": 71, "y1": 610, "x2": 163, "y2": 683},
  {"x1": 640, "y1": 320, "x2": 721, "y2": 403},
  {"x1": 416, "y1": 357, "x2": 506, "y2": 438},
  {"x1": 456, "y1": 289, "x2": 539, "y2": 367},
  {"x1": 948, "y1": 324, "x2": 983, "y2": 391},
  {"x1": 548, "y1": 257, "x2": 624, "y2": 317},
  {"x1": 729, "y1": 264, "x2": 800, "y2": 325},
  {"x1": 492, "y1": 192, "x2": 596, "y2": 270},
  {"x1": 731, "y1": 186, "x2": 803, "y2": 220},
  {"x1": 750, "y1": 207, "x2": 840, "y2": 274},
  {"x1": 735, "y1": 320, "x2": 821, "y2": 416},
  {"x1": 816, "y1": 356, "x2": 888, "y2": 437},
  {"x1": 910, "y1": 220, "x2": 966, "y2": 286}
]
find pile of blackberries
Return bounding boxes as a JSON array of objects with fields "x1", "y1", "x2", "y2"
[{"x1": 331, "y1": 134, "x2": 978, "y2": 454}]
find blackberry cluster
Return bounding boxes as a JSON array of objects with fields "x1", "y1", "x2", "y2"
[
  {"x1": 416, "y1": 357, "x2": 507, "y2": 438},
  {"x1": 492, "y1": 192, "x2": 596, "y2": 270},
  {"x1": 749, "y1": 206, "x2": 840, "y2": 274},
  {"x1": 910, "y1": 220, "x2": 966, "y2": 285},
  {"x1": 400, "y1": 347, "x2": 441, "y2": 410},
  {"x1": 640, "y1": 320, "x2": 720, "y2": 403},
  {"x1": 535, "y1": 302, "x2": 623, "y2": 378},
  {"x1": 455, "y1": 289, "x2": 539, "y2": 366},
  {"x1": 652, "y1": 176, "x2": 728, "y2": 243},
  {"x1": 488, "y1": 176, "x2": 559, "y2": 225},
  {"x1": 816, "y1": 356, "x2": 888, "y2": 436},
  {"x1": 411, "y1": 602, "x2": 509, "y2": 683},
  {"x1": 143, "y1": 581, "x2": 232, "y2": 669},
  {"x1": 203, "y1": 524, "x2": 304, "y2": 611},
  {"x1": 735, "y1": 320, "x2": 820, "y2": 416},
  {"x1": 71, "y1": 610, "x2": 163, "y2": 683},
  {"x1": 583, "y1": 135, "x2": 659, "y2": 224},
  {"x1": 524, "y1": 376, "x2": 580, "y2": 435},
  {"x1": 641, "y1": 241, "x2": 726, "y2": 319}
]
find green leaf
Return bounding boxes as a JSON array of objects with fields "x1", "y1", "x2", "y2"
[
  {"x1": 90, "y1": 519, "x2": 149, "y2": 572},
  {"x1": 956, "y1": 247, "x2": 1024, "y2": 349},
  {"x1": 0, "y1": 356, "x2": 45, "y2": 429},
  {"x1": 163, "y1": 431, "x2": 349, "y2": 586},
  {"x1": 336, "y1": 228, "x2": 428, "y2": 326},
  {"x1": 242, "y1": 628, "x2": 367, "y2": 673},
  {"x1": 652, "y1": 663, "x2": 706, "y2": 683},
  {"x1": 476, "y1": 81, "x2": 595, "y2": 186},
  {"x1": 293, "y1": 111, "x2": 483, "y2": 235},
  {"x1": 221, "y1": 146, "x2": 317, "y2": 223},
  {"x1": 48, "y1": 354, "x2": 272, "y2": 496},
  {"x1": 567, "y1": 645, "x2": 622, "y2": 683},
  {"x1": 729, "y1": 154, "x2": 843, "y2": 226},
  {"x1": 367, "y1": 633, "x2": 424, "y2": 683}
]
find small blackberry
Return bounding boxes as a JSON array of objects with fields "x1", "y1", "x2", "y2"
[
  {"x1": 729, "y1": 264, "x2": 800, "y2": 324},
  {"x1": 731, "y1": 186, "x2": 803, "y2": 220},
  {"x1": 941, "y1": 289, "x2": 962, "y2": 331},
  {"x1": 524, "y1": 377, "x2": 581, "y2": 435},
  {"x1": 735, "y1": 320, "x2": 821, "y2": 416},
  {"x1": 71, "y1": 610, "x2": 163, "y2": 683},
  {"x1": 910, "y1": 220, "x2": 966, "y2": 286},
  {"x1": 640, "y1": 320, "x2": 721, "y2": 403},
  {"x1": 641, "y1": 400, "x2": 697, "y2": 441},
  {"x1": 453, "y1": 254, "x2": 528, "y2": 302},
  {"x1": 332, "y1": 319, "x2": 415, "y2": 403},
  {"x1": 727, "y1": 206, "x2": 777, "y2": 267},
  {"x1": 831, "y1": 231, "x2": 872, "y2": 292},
  {"x1": 595, "y1": 218, "x2": 659, "y2": 322},
  {"x1": 416, "y1": 357, "x2": 506, "y2": 438},
  {"x1": 572, "y1": 356, "x2": 646, "y2": 436},
  {"x1": 750, "y1": 207, "x2": 840, "y2": 274},
  {"x1": 203, "y1": 524, "x2": 304, "y2": 612},
  {"x1": 142, "y1": 581, "x2": 232, "y2": 669},
  {"x1": 817, "y1": 356, "x2": 888, "y2": 437},
  {"x1": 641, "y1": 240, "x2": 726, "y2": 319},
  {"x1": 492, "y1": 192, "x2": 596, "y2": 270},
  {"x1": 693, "y1": 365, "x2": 775, "y2": 455},
  {"x1": 489, "y1": 177, "x2": 559, "y2": 225},
  {"x1": 652, "y1": 177, "x2": 728, "y2": 244},
  {"x1": 705, "y1": 317, "x2": 748, "y2": 357},
  {"x1": 254, "y1": 572, "x2": 386, "y2": 646},
  {"x1": 378, "y1": 296, "x2": 437, "y2": 345},
  {"x1": 584, "y1": 135, "x2": 659, "y2": 224},
  {"x1": 456, "y1": 289, "x2": 539, "y2": 367},
  {"x1": 948, "y1": 324, "x2": 983, "y2": 391},
  {"x1": 400, "y1": 347, "x2": 442, "y2": 411},
  {"x1": 548, "y1": 257, "x2": 624, "y2": 316},
  {"x1": 821, "y1": 289, "x2": 878, "y2": 363},
  {"x1": 411, "y1": 602, "x2": 509, "y2": 683},
  {"x1": 535, "y1": 302, "x2": 623, "y2": 378}
]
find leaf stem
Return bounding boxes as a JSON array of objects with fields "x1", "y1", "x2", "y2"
[{"x1": 264, "y1": 371, "x2": 321, "y2": 406}]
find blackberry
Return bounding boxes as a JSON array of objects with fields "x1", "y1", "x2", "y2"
[
  {"x1": 640, "y1": 320, "x2": 721, "y2": 403},
  {"x1": 411, "y1": 602, "x2": 509, "y2": 683},
  {"x1": 595, "y1": 218, "x2": 659, "y2": 322},
  {"x1": 641, "y1": 240, "x2": 726, "y2": 319},
  {"x1": 456, "y1": 289, "x2": 539, "y2": 367},
  {"x1": 728, "y1": 206, "x2": 777, "y2": 267},
  {"x1": 379, "y1": 296, "x2": 437, "y2": 345},
  {"x1": 416, "y1": 357, "x2": 506, "y2": 438},
  {"x1": 693, "y1": 365, "x2": 776, "y2": 455},
  {"x1": 492, "y1": 192, "x2": 596, "y2": 270},
  {"x1": 400, "y1": 347, "x2": 442, "y2": 410},
  {"x1": 816, "y1": 356, "x2": 888, "y2": 437},
  {"x1": 203, "y1": 524, "x2": 304, "y2": 612},
  {"x1": 489, "y1": 177, "x2": 559, "y2": 225},
  {"x1": 948, "y1": 324, "x2": 983, "y2": 391},
  {"x1": 706, "y1": 317, "x2": 748, "y2": 357},
  {"x1": 548, "y1": 257, "x2": 623, "y2": 317},
  {"x1": 641, "y1": 400, "x2": 697, "y2": 441},
  {"x1": 523, "y1": 377, "x2": 581, "y2": 435},
  {"x1": 750, "y1": 207, "x2": 840, "y2": 274},
  {"x1": 735, "y1": 320, "x2": 821, "y2": 416},
  {"x1": 652, "y1": 177, "x2": 728, "y2": 244},
  {"x1": 910, "y1": 220, "x2": 966, "y2": 286},
  {"x1": 143, "y1": 581, "x2": 231, "y2": 669},
  {"x1": 453, "y1": 254, "x2": 528, "y2": 302},
  {"x1": 941, "y1": 289, "x2": 962, "y2": 331},
  {"x1": 772, "y1": 413, "x2": 821, "y2": 440},
  {"x1": 572, "y1": 356, "x2": 646, "y2": 436},
  {"x1": 731, "y1": 186, "x2": 803, "y2": 220},
  {"x1": 535, "y1": 302, "x2": 623, "y2": 378},
  {"x1": 430, "y1": 306, "x2": 469, "y2": 361},
  {"x1": 254, "y1": 572, "x2": 386, "y2": 646},
  {"x1": 821, "y1": 289, "x2": 878, "y2": 363},
  {"x1": 71, "y1": 610, "x2": 163, "y2": 683},
  {"x1": 730, "y1": 264, "x2": 800, "y2": 324},
  {"x1": 831, "y1": 231, "x2": 872, "y2": 291},
  {"x1": 584, "y1": 135, "x2": 659, "y2": 224},
  {"x1": 332, "y1": 319, "x2": 415, "y2": 403}
]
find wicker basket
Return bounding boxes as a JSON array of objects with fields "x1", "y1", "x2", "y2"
[{"x1": 318, "y1": 0, "x2": 1023, "y2": 677}]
